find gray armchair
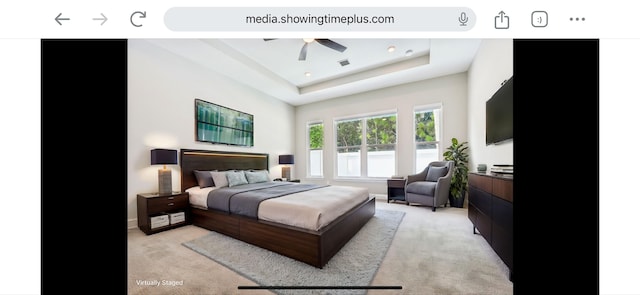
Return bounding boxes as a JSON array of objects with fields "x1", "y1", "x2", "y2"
[{"x1": 405, "y1": 161, "x2": 454, "y2": 212}]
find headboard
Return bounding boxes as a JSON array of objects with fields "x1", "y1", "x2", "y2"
[{"x1": 180, "y1": 149, "x2": 269, "y2": 192}]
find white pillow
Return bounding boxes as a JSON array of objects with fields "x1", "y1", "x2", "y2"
[{"x1": 210, "y1": 171, "x2": 229, "y2": 188}]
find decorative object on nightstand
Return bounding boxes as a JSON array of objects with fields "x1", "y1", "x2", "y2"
[
  {"x1": 477, "y1": 164, "x2": 487, "y2": 173},
  {"x1": 273, "y1": 178, "x2": 299, "y2": 182},
  {"x1": 137, "y1": 191, "x2": 190, "y2": 235},
  {"x1": 151, "y1": 148, "x2": 178, "y2": 195},
  {"x1": 278, "y1": 154, "x2": 294, "y2": 181}
]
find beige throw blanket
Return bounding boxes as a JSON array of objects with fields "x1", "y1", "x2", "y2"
[{"x1": 258, "y1": 185, "x2": 370, "y2": 231}]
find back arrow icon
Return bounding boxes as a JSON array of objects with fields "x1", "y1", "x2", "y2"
[
  {"x1": 93, "y1": 13, "x2": 108, "y2": 25},
  {"x1": 55, "y1": 13, "x2": 70, "y2": 25}
]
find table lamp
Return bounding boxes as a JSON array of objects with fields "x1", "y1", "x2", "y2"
[
  {"x1": 151, "y1": 149, "x2": 178, "y2": 195},
  {"x1": 278, "y1": 154, "x2": 294, "y2": 181}
]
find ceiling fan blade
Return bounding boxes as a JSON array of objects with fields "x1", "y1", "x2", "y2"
[
  {"x1": 298, "y1": 43, "x2": 308, "y2": 61},
  {"x1": 316, "y1": 39, "x2": 347, "y2": 52}
]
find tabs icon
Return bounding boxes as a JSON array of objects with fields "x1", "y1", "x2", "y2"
[
  {"x1": 531, "y1": 11, "x2": 548, "y2": 27},
  {"x1": 495, "y1": 11, "x2": 509, "y2": 29}
]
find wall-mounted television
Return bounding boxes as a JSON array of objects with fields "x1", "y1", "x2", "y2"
[
  {"x1": 486, "y1": 76, "x2": 513, "y2": 145},
  {"x1": 195, "y1": 99, "x2": 254, "y2": 147}
]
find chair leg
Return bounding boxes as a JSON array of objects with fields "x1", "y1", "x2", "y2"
[{"x1": 432, "y1": 207, "x2": 436, "y2": 212}]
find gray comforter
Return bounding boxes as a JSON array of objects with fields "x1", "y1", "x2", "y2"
[{"x1": 206, "y1": 182, "x2": 328, "y2": 218}]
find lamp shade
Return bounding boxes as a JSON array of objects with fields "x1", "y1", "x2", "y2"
[
  {"x1": 150, "y1": 149, "x2": 178, "y2": 165},
  {"x1": 278, "y1": 154, "x2": 294, "y2": 165}
]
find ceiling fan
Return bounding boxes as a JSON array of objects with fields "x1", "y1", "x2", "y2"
[{"x1": 264, "y1": 38, "x2": 347, "y2": 61}]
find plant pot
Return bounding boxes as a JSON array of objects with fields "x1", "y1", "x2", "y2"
[{"x1": 449, "y1": 192, "x2": 466, "y2": 208}]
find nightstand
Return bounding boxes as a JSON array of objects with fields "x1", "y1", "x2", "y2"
[
  {"x1": 387, "y1": 178, "x2": 407, "y2": 203},
  {"x1": 137, "y1": 191, "x2": 190, "y2": 235}
]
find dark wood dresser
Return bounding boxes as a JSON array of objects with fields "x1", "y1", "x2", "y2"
[{"x1": 468, "y1": 172, "x2": 513, "y2": 281}]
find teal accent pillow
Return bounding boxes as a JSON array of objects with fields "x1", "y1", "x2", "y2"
[
  {"x1": 226, "y1": 171, "x2": 249, "y2": 187},
  {"x1": 244, "y1": 170, "x2": 270, "y2": 184},
  {"x1": 426, "y1": 166, "x2": 448, "y2": 182}
]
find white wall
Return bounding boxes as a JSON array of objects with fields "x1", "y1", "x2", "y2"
[
  {"x1": 295, "y1": 73, "x2": 468, "y2": 194},
  {"x1": 467, "y1": 39, "x2": 514, "y2": 170},
  {"x1": 127, "y1": 39, "x2": 295, "y2": 226}
]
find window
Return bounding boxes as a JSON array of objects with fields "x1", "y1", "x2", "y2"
[
  {"x1": 307, "y1": 122, "x2": 323, "y2": 177},
  {"x1": 336, "y1": 119, "x2": 362, "y2": 177},
  {"x1": 336, "y1": 113, "x2": 396, "y2": 178},
  {"x1": 414, "y1": 105, "x2": 442, "y2": 173}
]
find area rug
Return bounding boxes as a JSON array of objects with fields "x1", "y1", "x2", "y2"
[{"x1": 182, "y1": 209, "x2": 405, "y2": 295}]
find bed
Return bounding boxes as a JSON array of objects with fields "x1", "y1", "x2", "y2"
[{"x1": 179, "y1": 149, "x2": 376, "y2": 268}]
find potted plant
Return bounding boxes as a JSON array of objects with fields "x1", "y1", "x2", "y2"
[{"x1": 443, "y1": 137, "x2": 469, "y2": 208}]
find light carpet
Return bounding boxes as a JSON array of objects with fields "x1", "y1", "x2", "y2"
[{"x1": 182, "y1": 209, "x2": 405, "y2": 295}]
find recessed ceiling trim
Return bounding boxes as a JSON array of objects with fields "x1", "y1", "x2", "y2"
[
  {"x1": 200, "y1": 39, "x2": 299, "y2": 91},
  {"x1": 299, "y1": 53, "x2": 430, "y2": 94}
]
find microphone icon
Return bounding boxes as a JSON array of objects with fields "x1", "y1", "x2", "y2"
[{"x1": 458, "y1": 12, "x2": 469, "y2": 26}]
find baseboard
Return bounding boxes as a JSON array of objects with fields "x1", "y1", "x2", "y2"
[
  {"x1": 371, "y1": 194, "x2": 387, "y2": 201},
  {"x1": 128, "y1": 218, "x2": 138, "y2": 230}
]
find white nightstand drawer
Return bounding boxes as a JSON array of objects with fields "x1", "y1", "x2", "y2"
[
  {"x1": 169, "y1": 212, "x2": 185, "y2": 224},
  {"x1": 150, "y1": 215, "x2": 169, "y2": 229}
]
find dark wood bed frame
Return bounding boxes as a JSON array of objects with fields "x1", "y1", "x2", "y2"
[{"x1": 179, "y1": 149, "x2": 376, "y2": 268}]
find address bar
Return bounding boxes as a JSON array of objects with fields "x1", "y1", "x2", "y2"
[{"x1": 164, "y1": 7, "x2": 475, "y2": 32}]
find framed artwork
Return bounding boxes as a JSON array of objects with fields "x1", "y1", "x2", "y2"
[{"x1": 195, "y1": 99, "x2": 254, "y2": 147}]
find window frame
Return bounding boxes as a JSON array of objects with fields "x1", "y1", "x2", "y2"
[
  {"x1": 306, "y1": 120, "x2": 324, "y2": 178},
  {"x1": 333, "y1": 109, "x2": 397, "y2": 180},
  {"x1": 413, "y1": 103, "x2": 443, "y2": 173}
]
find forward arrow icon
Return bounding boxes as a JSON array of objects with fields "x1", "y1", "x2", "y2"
[{"x1": 93, "y1": 13, "x2": 108, "y2": 25}]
